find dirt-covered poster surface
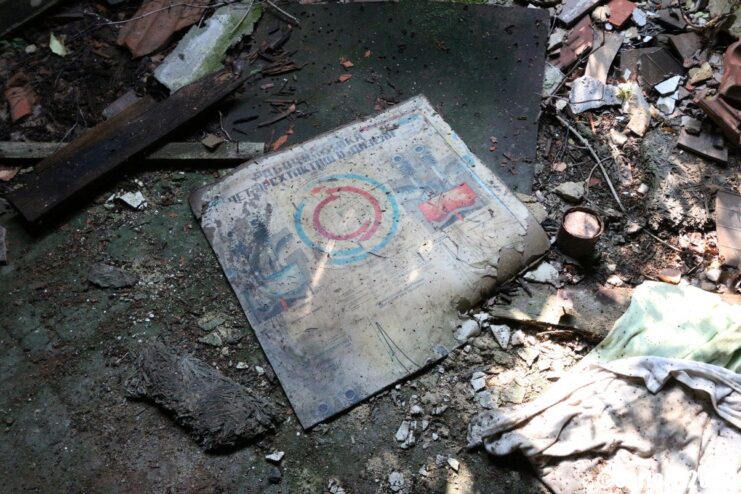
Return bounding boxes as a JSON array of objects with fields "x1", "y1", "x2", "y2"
[{"x1": 191, "y1": 96, "x2": 549, "y2": 427}]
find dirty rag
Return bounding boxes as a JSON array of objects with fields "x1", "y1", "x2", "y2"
[
  {"x1": 583, "y1": 281, "x2": 741, "y2": 372},
  {"x1": 469, "y1": 356, "x2": 741, "y2": 494}
]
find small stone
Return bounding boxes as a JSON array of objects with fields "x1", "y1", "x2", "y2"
[
  {"x1": 235, "y1": 361, "x2": 249, "y2": 369},
  {"x1": 388, "y1": 471, "x2": 405, "y2": 492},
  {"x1": 682, "y1": 116, "x2": 702, "y2": 135},
  {"x1": 689, "y1": 62, "x2": 713, "y2": 85},
  {"x1": 395, "y1": 420, "x2": 411, "y2": 442},
  {"x1": 510, "y1": 330, "x2": 527, "y2": 347},
  {"x1": 606, "y1": 274, "x2": 624, "y2": 286},
  {"x1": 455, "y1": 319, "x2": 481, "y2": 342},
  {"x1": 198, "y1": 332, "x2": 223, "y2": 347},
  {"x1": 523, "y1": 262, "x2": 560, "y2": 286},
  {"x1": 554, "y1": 181, "x2": 585, "y2": 203},
  {"x1": 658, "y1": 268, "x2": 681, "y2": 284},
  {"x1": 473, "y1": 312, "x2": 491, "y2": 325},
  {"x1": 197, "y1": 314, "x2": 225, "y2": 332},
  {"x1": 410, "y1": 404, "x2": 423, "y2": 416},
  {"x1": 705, "y1": 268, "x2": 721, "y2": 283},
  {"x1": 432, "y1": 432, "x2": 439, "y2": 440},
  {"x1": 471, "y1": 371, "x2": 487, "y2": 392},
  {"x1": 637, "y1": 183, "x2": 649, "y2": 195},
  {"x1": 475, "y1": 390, "x2": 496, "y2": 409},
  {"x1": 267, "y1": 465, "x2": 282, "y2": 484},
  {"x1": 609, "y1": 129, "x2": 628, "y2": 146},
  {"x1": 25, "y1": 44, "x2": 37, "y2": 54},
  {"x1": 201, "y1": 133, "x2": 224, "y2": 150},
  {"x1": 447, "y1": 458, "x2": 460, "y2": 472},
  {"x1": 517, "y1": 346, "x2": 540, "y2": 366},
  {"x1": 115, "y1": 191, "x2": 147, "y2": 210},
  {"x1": 255, "y1": 365, "x2": 265, "y2": 375},
  {"x1": 656, "y1": 94, "x2": 676, "y2": 115},
  {"x1": 655, "y1": 75, "x2": 682, "y2": 95},
  {"x1": 490, "y1": 324, "x2": 511, "y2": 350},
  {"x1": 266, "y1": 451, "x2": 285, "y2": 463},
  {"x1": 501, "y1": 383, "x2": 526, "y2": 404},
  {"x1": 87, "y1": 262, "x2": 138, "y2": 288}
]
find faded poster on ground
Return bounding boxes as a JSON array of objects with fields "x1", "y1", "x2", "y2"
[{"x1": 191, "y1": 96, "x2": 549, "y2": 427}]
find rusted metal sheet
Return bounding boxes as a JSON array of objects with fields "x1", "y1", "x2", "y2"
[
  {"x1": 0, "y1": 141, "x2": 264, "y2": 166},
  {"x1": 554, "y1": 16, "x2": 594, "y2": 70},
  {"x1": 117, "y1": 0, "x2": 209, "y2": 58},
  {"x1": 716, "y1": 190, "x2": 741, "y2": 268},
  {"x1": 605, "y1": 0, "x2": 635, "y2": 29},
  {"x1": 697, "y1": 42, "x2": 741, "y2": 147},
  {"x1": 191, "y1": 96, "x2": 550, "y2": 427},
  {"x1": 6, "y1": 69, "x2": 252, "y2": 222}
]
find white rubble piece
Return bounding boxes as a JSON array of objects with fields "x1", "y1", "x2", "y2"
[
  {"x1": 620, "y1": 82, "x2": 651, "y2": 136},
  {"x1": 632, "y1": 8, "x2": 647, "y2": 26},
  {"x1": 154, "y1": 2, "x2": 263, "y2": 92},
  {"x1": 554, "y1": 181, "x2": 585, "y2": 203},
  {"x1": 543, "y1": 63, "x2": 565, "y2": 97},
  {"x1": 265, "y1": 451, "x2": 285, "y2": 463},
  {"x1": 447, "y1": 458, "x2": 460, "y2": 472},
  {"x1": 569, "y1": 76, "x2": 621, "y2": 114},
  {"x1": 656, "y1": 93, "x2": 677, "y2": 115},
  {"x1": 510, "y1": 330, "x2": 527, "y2": 347},
  {"x1": 388, "y1": 471, "x2": 405, "y2": 492},
  {"x1": 490, "y1": 324, "x2": 512, "y2": 350},
  {"x1": 471, "y1": 371, "x2": 487, "y2": 392},
  {"x1": 455, "y1": 319, "x2": 481, "y2": 342},
  {"x1": 524, "y1": 262, "x2": 560, "y2": 286},
  {"x1": 112, "y1": 191, "x2": 147, "y2": 210},
  {"x1": 654, "y1": 75, "x2": 682, "y2": 95}
]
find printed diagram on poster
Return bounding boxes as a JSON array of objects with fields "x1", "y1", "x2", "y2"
[{"x1": 191, "y1": 96, "x2": 549, "y2": 427}]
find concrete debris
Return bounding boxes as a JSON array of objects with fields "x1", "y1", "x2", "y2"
[
  {"x1": 395, "y1": 420, "x2": 416, "y2": 449},
  {"x1": 265, "y1": 451, "x2": 285, "y2": 463},
  {"x1": 154, "y1": 2, "x2": 263, "y2": 92},
  {"x1": 87, "y1": 262, "x2": 138, "y2": 288},
  {"x1": 446, "y1": 457, "x2": 460, "y2": 472},
  {"x1": 489, "y1": 324, "x2": 511, "y2": 350},
  {"x1": 621, "y1": 82, "x2": 651, "y2": 136},
  {"x1": 631, "y1": 8, "x2": 647, "y2": 27},
  {"x1": 111, "y1": 191, "x2": 147, "y2": 210},
  {"x1": 569, "y1": 76, "x2": 621, "y2": 113},
  {"x1": 510, "y1": 330, "x2": 527, "y2": 347},
  {"x1": 654, "y1": 75, "x2": 681, "y2": 96},
  {"x1": 455, "y1": 319, "x2": 481, "y2": 342},
  {"x1": 554, "y1": 181, "x2": 585, "y2": 203},
  {"x1": 410, "y1": 404, "x2": 423, "y2": 416},
  {"x1": 543, "y1": 63, "x2": 565, "y2": 97},
  {"x1": 470, "y1": 371, "x2": 487, "y2": 392},
  {"x1": 688, "y1": 62, "x2": 713, "y2": 85},
  {"x1": 656, "y1": 93, "x2": 677, "y2": 115},
  {"x1": 197, "y1": 314, "x2": 226, "y2": 332},
  {"x1": 388, "y1": 471, "x2": 405, "y2": 492},
  {"x1": 235, "y1": 361, "x2": 249, "y2": 370},
  {"x1": 125, "y1": 342, "x2": 280, "y2": 450},
  {"x1": 476, "y1": 390, "x2": 496, "y2": 410},
  {"x1": 198, "y1": 325, "x2": 245, "y2": 347},
  {"x1": 524, "y1": 262, "x2": 561, "y2": 286},
  {"x1": 681, "y1": 116, "x2": 702, "y2": 135}
]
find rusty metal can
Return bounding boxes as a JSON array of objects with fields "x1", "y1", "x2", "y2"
[{"x1": 557, "y1": 207, "x2": 603, "y2": 260}]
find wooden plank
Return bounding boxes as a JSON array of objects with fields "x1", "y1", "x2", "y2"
[
  {"x1": 0, "y1": 141, "x2": 264, "y2": 165},
  {"x1": 5, "y1": 69, "x2": 253, "y2": 222}
]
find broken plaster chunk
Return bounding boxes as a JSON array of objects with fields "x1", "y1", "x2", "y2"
[
  {"x1": 410, "y1": 404, "x2": 423, "y2": 416},
  {"x1": 554, "y1": 181, "x2": 585, "y2": 203},
  {"x1": 388, "y1": 471, "x2": 405, "y2": 492},
  {"x1": 471, "y1": 371, "x2": 487, "y2": 392},
  {"x1": 510, "y1": 330, "x2": 527, "y2": 347},
  {"x1": 447, "y1": 458, "x2": 460, "y2": 472},
  {"x1": 655, "y1": 75, "x2": 682, "y2": 96},
  {"x1": 656, "y1": 94, "x2": 677, "y2": 115},
  {"x1": 265, "y1": 451, "x2": 285, "y2": 463},
  {"x1": 490, "y1": 324, "x2": 511, "y2": 350},
  {"x1": 114, "y1": 191, "x2": 147, "y2": 210},
  {"x1": 524, "y1": 262, "x2": 560, "y2": 286},
  {"x1": 569, "y1": 76, "x2": 622, "y2": 114},
  {"x1": 689, "y1": 62, "x2": 713, "y2": 85},
  {"x1": 455, "y1": 319, "x2": 481, "y2": 342},
  {"x1": 610, "y1": 129, "x2": 628, "y2": 146}
]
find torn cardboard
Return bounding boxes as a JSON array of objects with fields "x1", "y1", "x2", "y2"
[{"x1": 191, "y1": 96, "x2": 549, "y2": 427}]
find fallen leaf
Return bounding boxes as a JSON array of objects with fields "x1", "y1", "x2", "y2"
[
  {"x1": 364, "y1": 49, "x2": 372, "y2": 58},
  {"x1": 272, "y1": 134, "x2": 289, "y2": 151},
  {"x1": 338, "y1": 74, "x2": 353, "y2": 83},
  {"x1": 340, "y1": 56, "x2": 354, "y2": 68},
  {"x1": 49, "y1": 33, "x2": 69, "y2": 57},
  {"x1": 0, "y1": 166, "x2": 19, "y2": 182}
]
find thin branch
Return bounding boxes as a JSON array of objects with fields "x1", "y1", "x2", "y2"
[{"x1": 554, "y1": 114, "x2": 626, "y2": 213}]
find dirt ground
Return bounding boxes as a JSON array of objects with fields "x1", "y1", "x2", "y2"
[{"x1": 1, "y1": 1, "x2": 739, "y2": 493}]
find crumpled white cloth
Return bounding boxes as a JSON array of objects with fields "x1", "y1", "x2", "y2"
[{"x1": 469, "y1": 357, "x2": 741, "y2": 493}]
